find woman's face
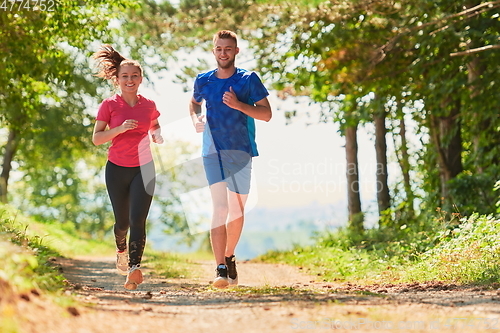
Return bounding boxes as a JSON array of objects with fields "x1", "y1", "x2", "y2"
[{"x1": 116, "y1": 65, "x2": 143, "y2": 93}]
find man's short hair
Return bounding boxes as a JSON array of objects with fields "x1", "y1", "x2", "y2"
[{"x1": 213, "y1": 30, "x2": 238, "y2": 47}]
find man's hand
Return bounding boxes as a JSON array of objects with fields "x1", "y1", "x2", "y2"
[
  {"x1": 195, "y1": 115, "x2": 205, "y2": 133},
  {"x1": 223, "y1": 86, "x2": 241, "y2": 110}
]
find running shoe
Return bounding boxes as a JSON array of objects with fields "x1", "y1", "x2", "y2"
[
  {"x1": 212, "y1": 264, "x2": 229, "y2": 289},
  {"x1": 124, "y1": 264, "x2": 143, "y2": 290},
  {"x1": 116, "y1": 249, "x2": 128, "y2": 276},
  {"x1": 225, "y1": 255, "x2": 238, "y2": 286}
]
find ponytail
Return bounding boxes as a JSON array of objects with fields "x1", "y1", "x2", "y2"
[{"x1": 93, "y1": 45, "x2": 142, "y2": 81}]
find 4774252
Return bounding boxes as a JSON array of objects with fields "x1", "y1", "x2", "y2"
[{"x1": 1, "y1": 0, "x2": 55, "y2": 11}]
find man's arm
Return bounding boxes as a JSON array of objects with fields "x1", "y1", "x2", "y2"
[
  {"x1": 190, "y1": 97, "x2": 205, "y2": 133},
  {"x1": 223, "y1": 87, "x2": 272, "y2": 122}
]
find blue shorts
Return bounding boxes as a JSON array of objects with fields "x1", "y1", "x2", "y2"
[{"x1": 203, "y1": 151, "x2": 252, "y2": 194}]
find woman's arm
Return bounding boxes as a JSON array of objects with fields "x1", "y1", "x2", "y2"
[
  {"x1": 149, "y1": 119, "x2": 164, "y2": 144},
  {"x1": 92, "y1": 119, "x2": 138, "y2": 145}
]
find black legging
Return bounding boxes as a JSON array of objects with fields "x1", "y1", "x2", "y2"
[{"x1": 105, "y1": 160, "x2": 155, "y2": 267}]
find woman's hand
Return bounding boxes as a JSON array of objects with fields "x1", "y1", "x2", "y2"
[
  {"x1": 120, "y1": 119, "x2": 138, "y2": 133},
  {"x1": 152, "y1": 132, "x2": 164, "y2": 144}
]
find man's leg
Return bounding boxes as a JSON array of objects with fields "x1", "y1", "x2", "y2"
[
  {"x1": 209, "y1": 181, "x2": 229, "y2": 266},
  {"x1": 225, "y1": 190, "x2": 248, "y2": 257}
]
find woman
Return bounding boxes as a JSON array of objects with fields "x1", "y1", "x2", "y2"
[{"x1": 92, "y1": 45, "x2": 163, "y2": 290}]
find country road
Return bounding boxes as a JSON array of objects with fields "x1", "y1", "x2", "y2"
[{"x1": 16, "y1": 256, "x2": 500, "y2": 333}]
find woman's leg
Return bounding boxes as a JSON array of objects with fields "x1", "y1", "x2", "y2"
[
  {"x1": 105, "y1": 161, "x2": 133, "y2": 252},
  {"x1": 128, "y1": 161, "x2": 155, "y2": 267}
]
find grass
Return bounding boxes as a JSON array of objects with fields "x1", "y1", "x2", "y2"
[
  {"x1": 0, "y1": 207, "x2": 115, "y2": 258},
  {"x1": 0, "y1": 202, "x2": 206, "y2": 332},
  {"x1": 0, "y1": 213, "x2": 68, "y2": 293},
  {"x1": 0, "y1": 206, "x2": 75, "y2": 333},
  {"x1": 408, "y1": 214, "x2": 500, "y2": 284},
  {"x1": 0, "y1": 202, "x2": 205, "y2": 280},
  {"x1": 142, "y1": 250, "x2": 209, "y2": 279},
  {"x1": 257, "y1": 214, "x2": 500, "y2": 286}
]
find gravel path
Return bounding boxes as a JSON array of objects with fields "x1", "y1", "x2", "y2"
[{"x1": 14, "y1": 256, "x2": 500, "y2": 333}]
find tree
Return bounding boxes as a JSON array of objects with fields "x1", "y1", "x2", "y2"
[
  {"x1": 0, "y1": 0, "x2": 138, "y2": 203},
  {"x1": 373, "y1": 94, "x2": 391, "y2": 216},
  {"x1": 251, "y1": 0, "x2": 500, "y2": 220},
  {"x1": 121, "y1": 0, "x2": 500, "y2": 230}
]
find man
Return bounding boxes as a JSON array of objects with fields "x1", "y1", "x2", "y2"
[{"x1": 189, "y1": 30, "x2": 272, "y2": 288}]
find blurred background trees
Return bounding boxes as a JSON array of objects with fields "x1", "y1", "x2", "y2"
[{"x1": 1, "y1": 0, "x2": 499, "y2": 241}]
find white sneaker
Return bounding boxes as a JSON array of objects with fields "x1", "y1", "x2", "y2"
[
  {"x1": 116, "y1": 250, "x2": 128, "y2": 276},
  {"x1": 124, "y1": 265, "x2": 143, "y2": 290}
]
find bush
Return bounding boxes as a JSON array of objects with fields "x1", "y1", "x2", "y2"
[{"x1": 411, "y1": 214, "x2": 500, "y2": 283}]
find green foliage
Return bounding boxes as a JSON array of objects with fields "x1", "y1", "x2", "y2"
[
  {"x1": 495, "y1": 181, "x2": 500, "y2": 213},
  {"x1": 412, "y1": 214, "x2": 500, "y2": 284},
  {"x1": 0, "y1": 203, "x2": 115, "y2": 257},
  {"x1": 260, "y1": 212, "x2": 500, "y2": 285},
  {"x1": 317, "y1": 216, "x2": 442, "y2": 264},
  {"x1": 0, "y1": 0, "x2": 141, "y2": 231},
  {"x1": 248, "y1": 0, "x2": 500, "y2": 222},
  {"x1": 122, "y1": 0, "x2": 256, "y2": 65},
  {"x1": 11, "y1": 151, "x2": 115, "y2": 237},
  {"x1": 448, "y1": 172, "x2": 499, "y2": 216}
]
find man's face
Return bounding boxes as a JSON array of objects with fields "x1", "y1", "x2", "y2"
[{"x1": 213, "y1": 37, "x2": 239, "y2": 69}]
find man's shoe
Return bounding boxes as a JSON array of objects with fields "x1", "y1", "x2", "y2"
[
  {"x1": 212, "y1": 264, "x2": 229, "y2": 289},
  {"x1": 124, "y1": 264, "x2": 143, "y2": 290},
  {"x1": 225, "y1": 255, "x2": 238, "y2": 286},
  {"x1": 116, "y1": 249, "x2": 128, "y2": 276}
]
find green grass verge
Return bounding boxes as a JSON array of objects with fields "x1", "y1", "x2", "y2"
[
  {"x1": 0, "y1": 205, "x2": 115, "y2": 258},
  {"x1": 142, "y1": 250, "x2": 209, "y2": 279},
  {"x1": 0, "y1": 205, "x2": 76, "y2": 333},
  {"x1": 0, "y1": 203, "x2": 201, "y2": 284},
  {"x1": 257, "y1": 214, "x2": 500, "y2": 285},
  {"x1": 408, "y1": 214, "x2": 500, "y2": 284}
]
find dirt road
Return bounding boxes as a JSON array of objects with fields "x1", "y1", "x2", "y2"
[{"x1": 17, "y1": 256, "x2": 500, "y2": 333}]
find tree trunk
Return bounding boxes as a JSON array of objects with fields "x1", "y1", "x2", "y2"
[
  {"x1": 0, "y1": 128, "x2": 20, "y2": 203},
  {"x1": 395, "y1": 102, "x2": 415, "y2": 215},
  {"x1": 373, "y1": 106, "x2": 390, "y2": 216},
  {"x1": 465, "y1": 1, "x2": 488, "y2": 174},
  {"x1": 429, "y1": 100, "x2": 463, "y2": 205},
  {"x1": 345, "y1": 122, "x2": 364, "y2": 232}
]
